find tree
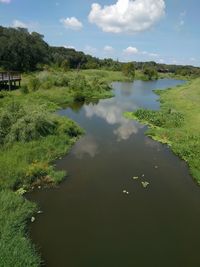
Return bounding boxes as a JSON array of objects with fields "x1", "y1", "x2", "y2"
[
  {"x1": 0, "y1": 27, "x2": 49, "y2": 71},
  {"x1": 61, "y1": 60, "x2": 70, "y2": 71},
  {"x1": 122, "y1": 62, "x2": 135, "y2": 78},
  {"x1": 143, "y1": 67, "x2": 158, "y2": 80}
]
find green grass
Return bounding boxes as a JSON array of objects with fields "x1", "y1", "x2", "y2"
[
  {"x1": 124, "y1": 78, "x2": 200, "y2": 183},
  {"x1": 0, "y1": 190, "x2": 40, "y2": 267},
  {"x1": 0, "y1": 119, "x2": 82, "y2": 190},
  {"x1": 80, "y1": 69, "x2": 131, "y2": 82}
]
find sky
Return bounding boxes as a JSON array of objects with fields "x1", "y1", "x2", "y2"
[{"x1": 0, "y1": 0, "x2": 199, "y2": 66}]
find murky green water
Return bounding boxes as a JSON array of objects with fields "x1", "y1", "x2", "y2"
[{"x1": 28, "y1": 79, "x2": 200, "y2": 267}]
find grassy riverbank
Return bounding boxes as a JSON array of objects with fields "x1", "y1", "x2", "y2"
[
  {"x1": 0, "y1": 69, "x2": 128, "y2": 266},
  {"x1": 125, "y1": 78, "x2": 200, "y2": 182}
]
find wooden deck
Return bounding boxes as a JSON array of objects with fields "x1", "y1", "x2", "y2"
[{"x1": 0, "y1": 71, "x2": 21, "y2": 90}]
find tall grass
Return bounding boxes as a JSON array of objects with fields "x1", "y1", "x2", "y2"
[{"x1": 0, "y1": 190, "x2": 40, "y2": 267}]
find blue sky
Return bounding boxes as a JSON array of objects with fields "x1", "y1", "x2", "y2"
[{"x1": 0, "y1": 0, "x2": 199, "y2": 66}]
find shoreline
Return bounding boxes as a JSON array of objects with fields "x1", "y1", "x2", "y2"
[
  {"x1": 124, "y1": 78, "x2": 200, "y2": 184},
  {"x1": 0, "y1": 69, "x2": 129, "y2": 266}
]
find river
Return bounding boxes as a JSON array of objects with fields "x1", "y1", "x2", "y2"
[{"x1": 28, "y1": 79, "x2": 200, "y2": 267}]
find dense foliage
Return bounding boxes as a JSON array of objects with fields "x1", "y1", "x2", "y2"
[
  {"x1": 122, "y1": 62, "x2": 135, "y2": 78},
  {"x1": 0, "y1": 27, "x2": 49, "y2": 71},
  {"x1": 134, "y1": 109, "x2": 184, "y2": 128},
  {"x1": 142, "y1": 66, "x2": 158, "y2": 80}
]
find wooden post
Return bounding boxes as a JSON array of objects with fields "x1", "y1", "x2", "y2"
[{"x1": 8, "y1": 72, "x2": 11, "y2": 91}]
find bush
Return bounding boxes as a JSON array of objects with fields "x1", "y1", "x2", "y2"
[
  {"x1": 20, "y1": 84, "x2": 29, "y2": 94},
  {"x1": 29, "y1": 77, "x2": 41, "y2": 91},
  {"x1": 0, "y1": 103, "x2": 58, "y2": 145},
  {"x1": 0, "y1": 91, "x2": 9, "y2": 99},
  {"x1": 69, "y1": 75, "x2": 89, "y2": 91}
]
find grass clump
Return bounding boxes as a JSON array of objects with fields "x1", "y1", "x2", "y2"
[
  {"x1": 0, "y1": 102, "x2": 83, "y2": 190},
  {"x1": 0, "y1": 190, "x2": 41, "y2": 267},
  {"x1": 125, "y1": 78, "x2": 200, "y2": 182}
]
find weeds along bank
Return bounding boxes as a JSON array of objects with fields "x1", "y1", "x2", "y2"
[
  {"x1": 0, "y1": 69, "x2": 124, "y2": 266},
  {"x1": 125, "y1": 78, "x2": 200, "y2": 183}
]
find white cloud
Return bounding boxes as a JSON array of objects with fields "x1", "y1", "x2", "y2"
[
  {"x1": 123, "y1": 47, "x2": 159, "y2": 59},
  {"x1": 63, "y1": 45, "x2": 75, "y2": 49},
  {"x1": 158, "y1": 58, "x2": 164, "y2": 63},
  {"x1": 84, "y1": 45, "x2": 97, "y2": 55},
  {"x1": 11, "y1": 20, "x2": 39, "y2": 32},
  {"x1": 104, "y1": 45, "x2": 114, "y2": 52},
  {"x1": 60, "y1": 17, "x2": 83, "y2": 30},
  {"x1": 12, "y1": 20, "x2": 28, "y2": 28},
  {"x1": 0, "y1": 0, "x2": 11, "y2": 3},
  {"x1": 176, "y1": 11, "x2": 186, "y2": 30},
  {"x1": 123, "y1": 46, "x2": 139, "y2": 55},
  {"x1": 88, "y1": 0, "x2": 165, "y2": 34}
]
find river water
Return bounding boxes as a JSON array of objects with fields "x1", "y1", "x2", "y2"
[{"x1": 28, "y1": 79, "x2": 200, "y2": 267}]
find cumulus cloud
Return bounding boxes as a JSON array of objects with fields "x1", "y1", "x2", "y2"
[
  {"x1": 60, "y1": 17, "x2": 83, "y2": 30},
  {"x1": 176, "y1": 11, "x2": 186, "y2": 30},
  {"x1": 0, "y1": 0, "x2": 11, "y2": 3},
  {"x1": 84, "y1": 45, "x2": 97, "y2": 55},
  {"x1": 12, "y1": 20, "x2": 28, "y2": 28},
  {"x1": 88, "y1": 0, "x2": 165, "y2": 34},
  {"x1": 123, "y1": 46, "x2": 159, "y2": 59},
  {"x1": 123, "y1": 46, "x2": 139, "y2": 55},
  {"x1": 104, "y1": 45, "x2": 114, "y2": 52},
  {"x1": 63, "y1": 45, "x2": 76, "y2": 49}
]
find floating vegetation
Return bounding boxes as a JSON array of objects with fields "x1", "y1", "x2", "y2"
[
  {"x1": 132, "y1": 176, "x2": 139, "y2": 180},
  {"x1": 141, "y1": 181, "x2": 150, "y2": 188},
  {"x1": 31, "y1": 216, "x2": 36, "y2": 223},
  {"x1": 37, "y1": 210, "x2": 43, "y2": 214},
  {"x1": 123, "y1": 190, "x2": 130, "y2": 195}
]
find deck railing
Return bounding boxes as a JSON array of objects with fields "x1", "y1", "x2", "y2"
[{"x1": 0, "y1": 71, "x2": 21, "y2": 82}]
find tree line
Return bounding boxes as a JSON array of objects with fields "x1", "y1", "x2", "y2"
[{"x1": 0, "y1": 26, "x2": 200, "y2": 78}]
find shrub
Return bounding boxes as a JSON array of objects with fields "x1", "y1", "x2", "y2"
[
  {"x1": 20, "y1": 84, "x2": 29, "y2": 94},
  {"x1": 0, "y1": 103, "x2": 57, "y2": 145},
  {"x1": 29, "y1": 77, "x2": 41, "y2": 91}
]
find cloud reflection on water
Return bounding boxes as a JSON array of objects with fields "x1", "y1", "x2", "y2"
[
  {"x1": 72, "y1": 135, "x2": 99, "y2": 159},
  {"x1": 84, "y1": 98, "x2": 144, "y2": 141}
]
